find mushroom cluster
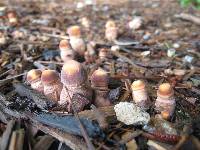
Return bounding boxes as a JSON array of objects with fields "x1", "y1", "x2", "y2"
[
  {"x1": 25, "y1": 23, "x2": 176, "y2": 118},
  {"x1": 131, "y1": 80, "x2": 176, "y2": 118},
  {"x1": 26, "y1": 59, "x2": 113, "y2": 113},
  {"x1": 26, "y1": 65, "x2": 176, "y2": 118}
]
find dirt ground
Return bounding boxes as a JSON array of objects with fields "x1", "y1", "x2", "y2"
[{"x1": 0, "y1": 0, "x2": 200, "y2": 149}]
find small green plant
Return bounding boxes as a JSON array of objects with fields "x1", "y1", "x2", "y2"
[{"x1": 180, "y1": 0, "x2": 200, "y2": 9}]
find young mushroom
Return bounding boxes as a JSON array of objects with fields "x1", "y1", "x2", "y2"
[
  {"x1": 131, "y1": 80, "x2": 149, "y2": 109},
  {"x1": 59, "y1": 60, "x2": 93, "y2": 112},
  {"x1": 105, "y1": 20, "x2": 118, "y2": 41},
  {"x1": 90, "y1": 68, "x2": 111, "y2": 107},
  {"x1": 84, "y1": 42, "x2": 96, "y2": 63},
  {"x1": 155, "y1": 83, "x2": 176, "y2": 118},
  {"x1": 67, "y1": 25, "x2": 86, "y2": 56},
  {"x1": 41, "y1": 70, "x2": 63, "y2": 102},
  {"x1": 59, "y1": 39, "x2": 75, "y2": 62},
  {"x1": 0, "y1": 32, "x2": 6, "y2": 45},
  {"x1": 26, "y1": 69, "x2": 43, "y2": 93},
  {"x1": 7, "y1": 11, "x2": 18, "y2": 26}
]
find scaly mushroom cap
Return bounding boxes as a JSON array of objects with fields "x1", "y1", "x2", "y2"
[
  {"x1": 157, "y1": 83, "x2": 173, "y2": 97},
  {"x1": 27, "y1": 69, "x2": 42, "y2": 83},
  {"x1": 41, "y1": 70, "x2": 60, "y2": 85},
  {"x1": 67, "y1": 25, "x2": 81, "y2": 37},
  {"x1": 91, "y1": 68, "x2": 108, "y2": 88},
  {"x1": 105, "y1": 20, "x2": 116, "y2": 28},
  {"x1": 131, "y1": 80, "x2": 145, "y2": 91},
  {"x1": 61, "y1": 60, "x2": 87, "y2": 86},
  {"x1": 59, "y1": 39, "x2": 70, "y2": 51}
]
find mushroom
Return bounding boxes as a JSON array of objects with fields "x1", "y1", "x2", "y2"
[
  {"x1": 131, "y1": 80, "x2": 149, "y2": 109},
  {"x1": 90, "y1": 68, "x2": 111, "y2": 107},
  {"x1": 7, "y1": 11, "x2": 18, "y2": 26},
  {"x1": 41, "y1": 70, "x2": 63, "y2": 102},
  {"x1": 59, "y1": 60, "x2": 92, "y2": 112},
  {"x1": 105, "y1": 20, "x2": 118, "y2": 41},
  {"x1": 26, "y1": 69, "x2": 43, "y2": 93},
  {"x1": 155, "y1": 83, "x2": 176, "y2": 117},
  {"x1": 59, "y1": 39, "x2": 75, "y2": 62},
  {"x1": 67, "y1": 25, "x2": 86, "y2": 56}
]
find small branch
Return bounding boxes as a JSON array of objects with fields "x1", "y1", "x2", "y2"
[
  {"x1": 110, "y1": 51, "x2": 146, "y2": 71},
  {"x1": 33, "y1": 135, "x2": 55, "y2": 150},
  {"x1": 0, "y1": 72, "x2": 27, "y2": 85},
  {"x1": 175, "y1": 13, "x2": 200, "y2": 25},
  {"x1": 42, "y1": 33, "x2": 69, "y2": 39},
  {"x1": 78, "y1": 106, "x2": 115, "y2": 121},
  {"x1": 0, "y1": 120, "x2": 16, "y2": 150},
  {"x1": 64, "y1": 87, "x2": 95, "y2": 150},
  {"x1": 30, "y1": 121, "x2": 88, "y2": 150}
]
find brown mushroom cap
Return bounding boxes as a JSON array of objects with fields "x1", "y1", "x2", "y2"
[
  {"x1": 131, "y1": 80, "x2": 145, "y2": 91},
  {"x1": 59, "y1": 39, "x2": 70, "y2": 50},
  {"x1": 158, "y1": 83, "x2": 173, "y2": 97},
  {"x1": 67, "y1": 25, "x2": 81, "y2": 37},
  {"x1": 105, "y1": 20, "x2": 116, "y2": 28},
  {"x1": 90, "y1": 68, "x2": 108, "y2": 88},
  {"x1": 41, "y1": 70, "x2": 60, "y2": 85},
  {"x1": 26, "y1": 69, "x2": 42, "y2": 83},
  {"x1": 61, "y1": 60, "x2": 87, "y2": 86}
]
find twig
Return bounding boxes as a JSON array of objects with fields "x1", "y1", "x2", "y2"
[
  {"x1": 64, "y1": 87, "x2": 95, "y2": 150},
  {"x1": 0, "y1": 69, "x2": 12, "y2": 78},
  {"x1": 111, "y1": 74, "x2": 162, "y2": 80},
  {"x1": 110, "y1": 51, "x2": 146, "y2": 71},
  {"x1": 0, "y1": 72, "x2": 27, "y2": 84},
  {"x1": 173, "y1": 126, "x2": 191, "y2": 150},
  {"x1": 36, "y1": 61, "x2": 64, "y2": 65},
  {"x1": 0, "y1": 120, "x2": 16, "y2": 150},
  {"x1": 33, "y1": 135, "x2": 55, "y2": 150},
  {"x1": 175, "y1": 13, "x2": 200, "y2": 25},
  {"x1": 78, "y1": 106, "x2": 115, "y2": 121},
  {"x1": 90, "y1": 105, "x2": 108, "y2": 130},
  {"x1": 147, "y1": 140, "x2": 168, "y2": 150},
  {"x1": 119, "y1": 130, "x2": 143, "y2": 144},
  {"x1": 8, "y1": 129, "x2": 25, "y2": 150},
  {"x1": 15, "y1": 40, "x2": 57, "y2": 46},
  {"x1": 42, "y1": 33, "x2": 69, "y2": 39}
]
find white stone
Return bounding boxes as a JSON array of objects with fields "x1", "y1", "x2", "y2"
[
  {"x1": 173, "y1": 43, "x2": 180, "y2": 49},
  {"x1": 183, "y1": 55, "x2": 194, "y2": 63},
  {"x1": 167, "y1": 48, "x2": 176, "y2": 57},
  {"x1": 128, "y1": 17, "x2": 143, "y2": 30},
  {"x1": 111, "y1": 45, "x2": 120, "y2": 52},
  {"x1": 114, "y1": 102, "x2": 150, "y2": 125},
  {"x1": 141, "y1": 51, "x2": 150, "y2": 57}
]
